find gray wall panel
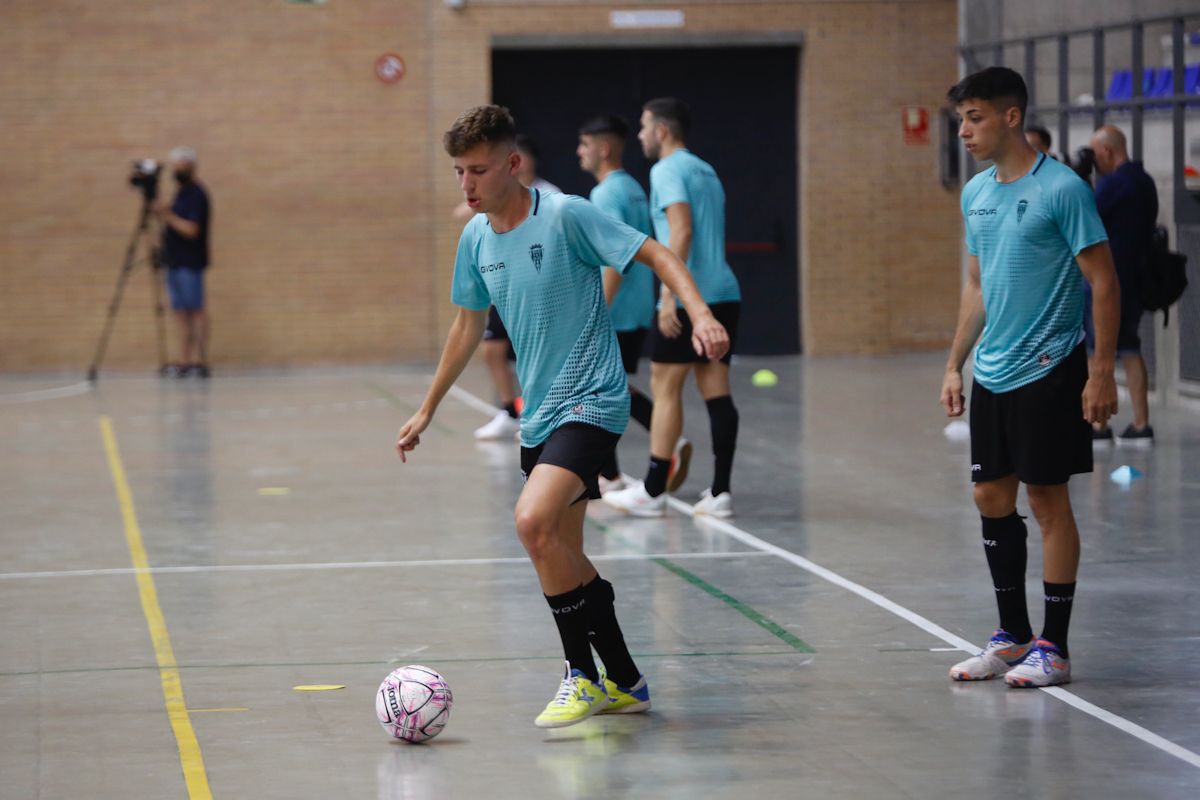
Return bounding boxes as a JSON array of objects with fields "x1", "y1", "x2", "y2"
[{"x1": 1179, "y1": 223, "x2": 1200, "y2": 382}]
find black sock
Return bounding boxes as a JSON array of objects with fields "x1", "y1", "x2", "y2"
[
  {"x1": 503, "y1": 401, "x2": 519, "y2": 419},
  {"x1": 706, "y1": 395, "x2": 738, "y2": 496},
  {"x1": 629, "y1": 388, "x2": 653, "y2": 430},
  {"x1": 643, "y1": 456, "x2": 671, "y2": 497},
  {"x1": 599, "y1": 449, "x2": 620, "y2": 481},
  {"x1": 581, "y1": 575, "x2": 640, "y2": 687},
  {"x1": 1041, "y1": 581, "x2": 1075, "y2": 658},
  {"x1": 544, "y1": 586, "x2": 598, "y2": 682},
  {"x1": 980, "y1": 513, "x2": 1033, "y2": 643}
]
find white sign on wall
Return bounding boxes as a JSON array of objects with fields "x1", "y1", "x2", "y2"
[{"x1": 610, "y1": 10, "x2": 685, "y2": 29}]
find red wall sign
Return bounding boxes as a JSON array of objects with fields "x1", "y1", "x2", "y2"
[
  {"x1": 902, "y1": 106, "x2": 930, "y2": 145},
  {"x1": 375, "y1": 53, "x2": 406, "y2": 84}
]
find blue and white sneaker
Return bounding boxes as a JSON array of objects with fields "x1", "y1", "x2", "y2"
[
  {"x1": 598, "y1": 672, "x2": 651, "y2": 714},
  {"x1": 1005, "y1": 639, "x2": 1071, "y2": 687},
  {"x1": 949, "y1": 630, "x2": 1035, "y2": 681}
]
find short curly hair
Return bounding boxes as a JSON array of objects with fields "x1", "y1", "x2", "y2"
[{"x1": 443, "y1": 105, "x2": 517, "y2": 157}]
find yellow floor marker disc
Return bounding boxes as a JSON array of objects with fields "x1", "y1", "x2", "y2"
[{"x1": 293, "y1": 685, "x2": 345, "y2": 692}]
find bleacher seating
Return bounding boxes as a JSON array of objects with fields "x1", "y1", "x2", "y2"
[{"x1": 1105, "y1": 64, "x2": 1200, "y2": 108}]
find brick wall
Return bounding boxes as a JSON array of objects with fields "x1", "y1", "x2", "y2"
[{"x1": 0, "y1": 0, "x2": 961, "y2": 370}]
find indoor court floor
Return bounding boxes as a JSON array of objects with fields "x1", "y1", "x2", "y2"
[{"x1": 2, "y1": 353, "x2": 1198, "y2": 799}]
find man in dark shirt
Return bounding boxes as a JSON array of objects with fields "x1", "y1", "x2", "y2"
[
  {"x1": 1085, "y1": 125, "x2": 1158, "y2": 444},
  {"x1": 154, "y1": 146, "x2": 212, "y2": 378}
]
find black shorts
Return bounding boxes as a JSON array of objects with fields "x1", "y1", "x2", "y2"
[
  {"x1": 970, "y1": 344, "x2": 1093, "y2": 486},
  {"x1": 650, "y1": 301, "x2": 739, "y2": 365},
  {"x1": 520, "y1": 423, "x2": 621, "y2": 500},
  {"x1": 483, "y1": 306, "x2": 516, "y2": 361},
  {"x1": 616, "y1": 329, "x2": 648, "y2": 375}
]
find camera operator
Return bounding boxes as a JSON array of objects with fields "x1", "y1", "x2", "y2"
[{"x1": 152, "y1": 146, "x2": 212, "y2": 378}]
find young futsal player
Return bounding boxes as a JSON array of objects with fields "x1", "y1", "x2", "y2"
[
  {"x1": 472, "y1": 135, "x2": 561, "y2": 441},
  {"x1": 941, "y1": 67, "x2": 1119, "y2": 687},
  {"x1": 396, "y1": 105, "x2": 729, "y2": 727},
  {"x1": 604, "y1": 98, "x2": 741, "y2": 518},
  {"x1": 575, "y1": 114, "x2": 670, "y2": 493}
]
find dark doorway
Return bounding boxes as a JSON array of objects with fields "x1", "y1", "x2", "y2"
[{"x1": 492, "y1": 46, "x2": 800, "y2": 355}]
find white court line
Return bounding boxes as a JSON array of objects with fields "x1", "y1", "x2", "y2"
[
  {"x1": 441, "y1": 382, "x2": 1200, "y2": 770},
  {"x1": 0, "y1": 381, "x2": 92, "y2": 404},
  {"x1": 0, "y1": 550, "x2": 769, "y2": 581},
  {"x1": 661, "y1": 495, "x2": 1200, "y2": 770},
  {"x1": 447, "y1": 384, "x2": 505, "y2": 417}
]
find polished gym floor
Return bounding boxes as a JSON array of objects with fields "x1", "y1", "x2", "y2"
[{"x1": 2, "y1": 354, "x2": 1198, "y2": 799}]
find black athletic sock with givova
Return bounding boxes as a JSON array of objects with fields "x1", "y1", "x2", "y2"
[
  {"x1": 581, "y1": 575, "x2": 641, "y2": 688},
  {"x1": 544, "y1": 586, "x2": 599, "y2": 683},
  {"x1": 1041, "y1": 581, "x2": 1075, "y2": 659},
  {"x1": 981, "y1": 512, "x2": 1033, "y2": 644},
  {"x1": 643, "y1": 456, "x2": 672, "y2": 497},
  {"x1": 706, "y1": 395, "x2": 738, "y2": 496},
  {"x1": 629, "y1": 388, "x2": 653, "y2": 430}
]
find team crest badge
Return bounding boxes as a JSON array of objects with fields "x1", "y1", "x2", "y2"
[
  {"x1": 530, "y1": 243, "x2": 544, "y2": 273},
  {"x1": 1017, "y1": 199, "x2": 1028, "y2": 223}
]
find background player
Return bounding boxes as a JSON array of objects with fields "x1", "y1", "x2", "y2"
[
  {"x1": 941, "y1": 67, "x2": 1119, "y2": 688},
  {"x1": 605, "y1": 97, "x2": 741, "y2": 518},
  {"x1": 396, "y1": 105, "x2": 729, "y2": 727},
  {"x1": 575, "y1": 114, "x2": 680, "y2": 494}
]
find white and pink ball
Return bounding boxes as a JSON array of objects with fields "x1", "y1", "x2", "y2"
[{"x1": 375, "y1": 665, "x2": 453, "y2": 743}]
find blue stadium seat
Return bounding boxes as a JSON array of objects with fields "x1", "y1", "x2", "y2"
[{"x1": 1106, "y1": 69, "x2": 1132, "y2": 101}]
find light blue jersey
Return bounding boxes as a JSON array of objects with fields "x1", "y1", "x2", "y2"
[
  {"x1": 589, "y1": 170, "x2": 655, "y2": 332},
  {"x1": 962, "y1": 153, "x2": 1108, "y2": 393},
  {"x1": 452, "y1": 189, "x2": 649, "y2": 446},
  {"x1": 649, "y1": 149, "x2": 741, "y2": 304}
]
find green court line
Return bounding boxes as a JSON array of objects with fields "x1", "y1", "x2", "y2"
[
  {"x1": 365, "y1": 381, "x2": 454, "y2": 435},
  {"x1": 0, "y1": 650, "x2": 799, "y2": 679},
  {"x1": 587, "y1": 518, "x2": 815, "y2": 654},
  {"x1": 649, "y1": 557, "x2": 815, "y2": 653}
]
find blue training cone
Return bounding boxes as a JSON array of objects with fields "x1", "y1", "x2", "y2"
[{"x1": 1109, "y1": 465, "x2": 1143, "y2": 485}]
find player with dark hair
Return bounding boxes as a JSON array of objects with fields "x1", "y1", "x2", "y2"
[
  {"x1": 941, "y1": 67, "x2": 1119, "y2": 687},
  {"x1": 397, "y1": 105, "x2": 730, "y2": 727},
  {"x1": 472, "y1": 135, "x2": 561, "y2": 440},
  {"x1": 576, "y1": 114, "x2": 667, "y2": 492},
  {"x1": 605, "y1": 97, "x2": 741, "y2": 518},
  {"x1": 1025, "y1": 123, "x2": 1053, "y2": 155}
]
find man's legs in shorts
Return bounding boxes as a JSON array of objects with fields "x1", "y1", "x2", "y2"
[
  {"x1": 476, "y1": 308, "x2": 521, "y2": 439},
  {"x1": 517, "y1": 461, "x2": 643, "y2": 725},
  {"x1": 1122, "y1": 352, "x2": 1150, "y2": 431},
  {"x1": 483, "y1": 339, "x2": 518, "y2": 412},
  {"x1": 645, "y1": 361, "x2": 690, "y2": 495},
  {"x1": 166, "y1": 267, "x2": 209, "y2": 375},
  {"x1": 694, "y1": 360, "x2": 738, "y2": 499}
]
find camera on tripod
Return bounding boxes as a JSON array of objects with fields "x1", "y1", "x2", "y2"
[
  {"x1": 129, "y1": 158, "x2": 162, "y2": 203},
  {"x1": 1069, "y1": 147, "x2": 1096, "y2": 183}
]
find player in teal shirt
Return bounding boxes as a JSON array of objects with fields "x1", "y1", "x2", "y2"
[
  {"x1": 941, "y1": 68, "x2": 1120, "y2": 690},
  {"x1": 396, "y1": 105, "x2": 729, "y2": 729},
  {"x1": 605, "y1": 97, "x2": 742, "y2": 519},
  {"x1": 961, "y1": 151, "x2": 1109, "y2": 392},
  {"x1": 577, "y1": 114, "x2": 658, "y2": 490}
]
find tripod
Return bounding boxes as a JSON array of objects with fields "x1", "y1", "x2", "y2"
[{"x1": 87, "y1": 201, "x2": 170, "y2": 382}]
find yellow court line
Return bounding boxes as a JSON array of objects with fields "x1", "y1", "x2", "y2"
[{"x1": 100, "y1": 416, "x2": 213, "y2": 799}]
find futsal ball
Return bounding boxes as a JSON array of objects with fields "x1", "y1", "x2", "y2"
[{"x1": 375, "y1": 665, "x2": 453, "y2": 743}]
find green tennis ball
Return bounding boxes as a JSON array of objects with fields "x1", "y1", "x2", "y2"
[{"x1": 751, "y1": 369, "x2": 778, "y2": 388}]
